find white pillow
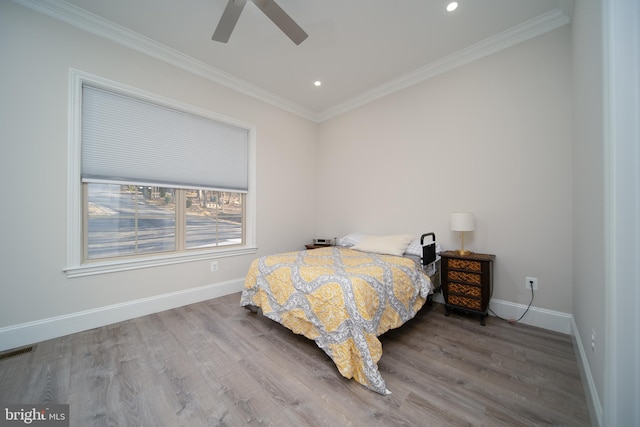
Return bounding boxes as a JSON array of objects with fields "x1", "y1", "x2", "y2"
[
  {"x1": 405, "y1": 238, "x2": 422, "y2": 256},
  {"x1": 405, "y1": 238, "x2": 443, "y2": 263},
  {"x1": 336, "y1": 232, "x2": 375, "y2": 247},
  {"x1": 351, "y1": 234, "x2": 414, "y2": 256}
]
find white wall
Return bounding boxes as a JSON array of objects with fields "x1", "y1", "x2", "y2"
[
  {"x1": 572, "y1": 1, "x2": 640, "y2": 425},
  {"x1": 571, "y1": 0, "x2": 606, "y2": 423},
  {"x1": 316, "y1": 27, "x2": 573, "y2": 315},
  {"x1": 601, "y1": 0, "x2": 640, "y2": 426},
  {"x1": 0, "y1": 2, "x2": 317, "y2": 344},
  {"x1": 602, "y1": 0, "x2": 640, "y2": 423}
]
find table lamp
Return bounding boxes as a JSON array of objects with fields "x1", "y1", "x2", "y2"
[{"x1": 450, "y1": 212, "x2": 474, "y2": 255}]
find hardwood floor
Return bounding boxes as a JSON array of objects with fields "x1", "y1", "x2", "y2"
[{"x1": 0, "y1": 293, "x2": 591, "y2": 426}]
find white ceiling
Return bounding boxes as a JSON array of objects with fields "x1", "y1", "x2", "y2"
[{"x1": 16, "y1": 0, "x2": 573, "y2": 121}]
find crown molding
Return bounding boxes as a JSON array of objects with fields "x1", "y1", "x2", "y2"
[
  {"x1": 10, "y1": 0, "x2": 318, "y2": 121},
  {"x1": 318, "y1": 0, "x2": 574, "y2": 121},
  {"x1": 12, "y1": 0, "x2": 573, "y2": 123}
]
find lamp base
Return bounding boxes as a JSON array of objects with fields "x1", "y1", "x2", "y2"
[{"x1": 456, "y1": 231, "x2": 472, "y2": 256}]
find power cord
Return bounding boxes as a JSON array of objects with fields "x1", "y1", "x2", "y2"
[{"x1": 488, "y1": 281, "x2": 534, "y2": 324}]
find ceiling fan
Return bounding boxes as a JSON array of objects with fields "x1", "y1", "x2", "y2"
[{"x1": 212, "y1": 0, "x2": 308, "y2": 45}]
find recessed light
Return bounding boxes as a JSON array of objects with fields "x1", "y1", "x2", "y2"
[
  {"x1": 446, "y1": 2, "x2": 458, "y2": 12},
  {"x1": 314, "y1": 81, "x2": 322, "y2": 87}
]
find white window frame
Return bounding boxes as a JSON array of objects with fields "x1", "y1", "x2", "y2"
[{"x1": 65, "y1": 69, "x2": 256, "y2": 278}]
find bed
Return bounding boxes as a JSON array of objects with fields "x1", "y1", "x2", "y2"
[{"x1": 240, "y1": 233, "x2": 440, "y2": 395}]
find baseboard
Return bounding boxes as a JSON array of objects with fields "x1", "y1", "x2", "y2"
[
  {"x1": 0, "y1": 278, "x2": 245, "y2": 352},
  {"x1": 571, "y1": 317, "x2": 603, "y2": 427},
  {"x1": 487, "y1": 298, "x2": 573, "y2": 334},
  {"x1": 431, "y1": 293, "x2": 572, "y2": 334}
]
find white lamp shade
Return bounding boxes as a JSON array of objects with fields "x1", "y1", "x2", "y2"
[{"x1": 450, "y1": 212, "x2": 475, "y2": 231}]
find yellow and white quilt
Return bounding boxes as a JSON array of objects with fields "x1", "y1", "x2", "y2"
[{"x1": 240, "y1": 246, "x2": 433, "y2": 394}]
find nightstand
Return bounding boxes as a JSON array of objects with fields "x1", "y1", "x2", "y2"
[
  {"x1": 305, "y1": 244, "x2": 330, "y2": 250},
  {"x1": 440, "y1": 250, "x2": 495, "y2": 325}
]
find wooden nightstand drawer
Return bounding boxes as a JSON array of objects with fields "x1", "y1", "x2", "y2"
[
  {"x1": 447, "y1": 294, "x2": 482, "y2": 310},
  {"x1": 448, "y1": 282, "x2": 482, "y2": 298},
  {"x1": 440, "y1": 251, "x2": 495, "y2": 325},
  {"x1": 446, "y1": 258, "x2": 482, "y2": 272},
  {"x1": 447, "y1": 270, "x2": 482, "y2": 285}
]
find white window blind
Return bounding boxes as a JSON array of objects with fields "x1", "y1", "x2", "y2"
[{"x1": 81, "y1": 85, "x2": 249, "y2": 192}]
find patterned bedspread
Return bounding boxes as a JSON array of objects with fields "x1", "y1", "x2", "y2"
[{"x1": 240, "y1": 246, "x2": 433, "y2": 394}]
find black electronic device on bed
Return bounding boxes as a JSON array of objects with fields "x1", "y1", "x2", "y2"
[{"x1": 421, "y1": 232, "x2": 436, "y2": 266}]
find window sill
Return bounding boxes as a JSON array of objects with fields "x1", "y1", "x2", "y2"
[{"x1": 64, "y1": 246, "x2": 257, "y2": 278}]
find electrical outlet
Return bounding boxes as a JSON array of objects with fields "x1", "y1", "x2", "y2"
[
  {"x1": 210, "y1": 261, "x2": 218, "y2": 272},
  {"x1": 525, "y1": 276, "x2": 538, "y2": 290}
]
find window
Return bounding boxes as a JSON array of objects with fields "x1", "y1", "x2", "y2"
[
  {"x1": 85, "y1": 184, "x2": 244, "y2": 260},
  {"x1": 66, "y1": 71, "x2": 256, "y2": 276}
]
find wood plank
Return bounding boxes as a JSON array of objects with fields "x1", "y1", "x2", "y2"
[{"x1": 0, "y1": 293, "x2": 591, "y2": 426}]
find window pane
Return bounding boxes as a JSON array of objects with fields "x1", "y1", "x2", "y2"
[
  {"x1": 186, "y1": 190, "x2": 243, "y2": 249},
  {"x1": 86, "y1": 183, "x2": 176, "y2": 259}
]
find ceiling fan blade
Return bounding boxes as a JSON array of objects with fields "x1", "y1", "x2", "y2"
[
  {"x1": 212, "y1": 0, "x2": 247, "y2": 43},
  {"x1": 251, "y1": 0, "x2": 308, "y2": 45}
]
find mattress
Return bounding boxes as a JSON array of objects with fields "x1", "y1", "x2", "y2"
[{"x1": 240, "y1": 246, "x2": 433, "y2": 394}]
